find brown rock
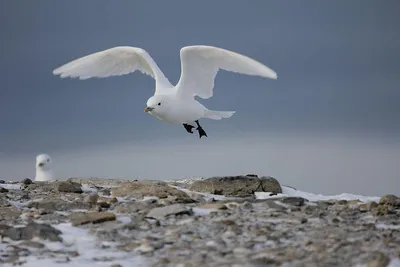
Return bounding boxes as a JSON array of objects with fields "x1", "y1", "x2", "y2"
[
  {"x1": 367, "y1": 252, "x2": 390, "y2": 267},
  {"x1": 0, "y1": 207, "x2": 22, "y2": 223},
  {"x1": 111, "y1": 180, "x2": 192, "y2": 202},
  {"x1": 97, "y1": 196, "x2": 118, "y2": 205},
  {"x1": 189, "y1": 175, "x2": 282, "y2": 196},
  {"x1": 359, "y1": 201, "x2": 378, "y2": 212},
  {"x1": 379, "y1": 194, "x2": 400, "y2": 207},
  {"x1": 69, "y1": 212, "x2": 116, "y2": 226},
  {"x1": 374, "y1": 205, "x2": 393, "y2": 216}
]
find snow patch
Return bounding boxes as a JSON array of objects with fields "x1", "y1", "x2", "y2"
[{"x1": 255, "y1": 186, "x2": 380, "y2": 203}]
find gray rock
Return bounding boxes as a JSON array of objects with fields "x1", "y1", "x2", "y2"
[
  {"x1": 67, "y1": 177, "x2": 130, "y2": 188},
  {"x1": 84, "y1": 193, "x2": 99, "y2": 205},
  {"x1": 0, "y1": 180, "x2": 5, "y2": 184},
  {"x1": 146, "y1": 204, "x2": 192, "y2": 220},
  {"x1": 281, "y1": 197, "x2": 307, "y2": 206},
  {"x1": 262, "y1": 200, "x2": 286, "y2": 210},
  {"x1": 379, "y1": 194, "x2": 400, "y2": 208},
  {"x1": 21, "y1": 178, "x2": 33, "y2": 185},
  {"x1": 69, "y1": 211, "x2": 116, "y2": 226},
  {"x1": 28, "y1": 198, "x2": 91, "y2": 212},
  {"x1": 0, "y1": 207, "x2": 22, "y2": 223},
  {"x1": 0, "y1": 187, "x2": 8, "y2": 193},
  {"x1": 189, "y1": 175, "x2": 282, "y2": 196},
  {"x1": 3, "y1": 222, "x2": 62, "y2": 242},
  {"x1": 55, "y1": 181, "x2": 83, "y2": 193},
  {"x1": 111, "y1": 180, "x2": 193, "y2": 202}
]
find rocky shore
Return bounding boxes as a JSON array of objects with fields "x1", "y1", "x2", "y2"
[{"x1": 0, "y1": 175, "x2": 399, "y2": 267}]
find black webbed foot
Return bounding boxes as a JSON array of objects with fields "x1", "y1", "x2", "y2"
[
  {"x1": 183, "y1": 124, "x2": 195, "y2": 134},
  {"x1": 195, "y1": 120, "x2": 208, "y2": 138}
]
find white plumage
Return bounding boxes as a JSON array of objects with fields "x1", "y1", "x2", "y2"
[
  {"x1": 34, "y1": 154, "x2": 55, "y2": 182},
  {"x1": 53, "y1": 45, "x2": 277, "y2": 138}
]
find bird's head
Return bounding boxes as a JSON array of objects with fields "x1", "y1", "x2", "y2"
[
  {"x1": 36, "y1": 154, "x2": 52, "y2": 170},
  {"x1": 144, "y1": 95, "x2": 171, "y2": 116}
]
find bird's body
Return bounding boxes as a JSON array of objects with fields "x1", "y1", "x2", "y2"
[
  {"x1": 146, "y1": 94, "x2": 206, "y2": 124},
  {"x1": 34, "y1": 154, "x2": 54, "y2": 182},
  {"x1": 53, "y1": 45, "x2": 277, "y2": 138}
]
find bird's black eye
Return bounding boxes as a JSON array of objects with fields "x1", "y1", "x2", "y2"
[{"x1": 157, "y1": 102, "x2": 161, "y2": 106}]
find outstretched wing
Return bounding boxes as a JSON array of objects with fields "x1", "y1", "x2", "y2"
[
  {"x1": 175, "y1": 45, "x2": 277, "y2": 99},
  {"x1": 52, "y1": 46, "x2": 172, "y2": 93}
]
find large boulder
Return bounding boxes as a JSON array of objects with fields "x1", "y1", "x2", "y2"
[{"x1": 189, "y1": 175, "x2": 282, "y2": 196}]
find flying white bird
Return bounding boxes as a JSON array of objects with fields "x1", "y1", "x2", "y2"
[
  {"x1": 35, "y1": 154, "x2": 55, "y2": 182},
  {"x1": 52, "y1": 45, "x2": 277, "y2": 138}
]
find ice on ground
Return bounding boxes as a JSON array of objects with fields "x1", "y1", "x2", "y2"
[
  {"x1": 0, "y1": 183, "x2": 21, "y2": 190},
  {"x1": 255, "y1": 186, "x2": 381, "y2": 203},
  {"x1": 170, "y1": 185, "x2": 227, "y2": 201},
  {"x1": 81, "y1": 185, "x2": 98, "y2": 193},
  {"x1": 3, "y1": 222, "x2": 149, "y2": 267}
]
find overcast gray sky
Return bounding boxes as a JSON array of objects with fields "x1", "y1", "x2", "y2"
[{"x1": 0, "y1": 1, "x2": 399, "y2": 196}]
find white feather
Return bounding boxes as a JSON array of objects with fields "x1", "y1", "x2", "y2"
[
  {"x1": 175, "y1": 45, "x2": 277, "y2": 99},
  {"x1": 52, "y1": 46, "x2": 172, "y2": 94}
]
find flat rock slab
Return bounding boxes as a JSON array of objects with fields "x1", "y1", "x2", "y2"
[
  {"x1": 145, "y1": 204, "x2": 192, "y2": 220},
  {"x1": 28, "y1": 198, "x2": 91, "y2": 212},
  {"x1": 67, "y1": 177, "x2": 131, "y2": 188},
  {"x1": 111, "y1": 181, "x2": 192, "y2": 202},
  {"x1": 189, "y1": 176, "x2": 282, "y2": 196},
  {"x1": 197, "y1": 203, "x2": 228, "y2": 210},
  {"x1": 2, "y1": 222, "x2": 62, "y2": 242},
  {"x1": 21, "y1": 181, "x2": 83, "y2": 194},
  {"x1": 70, "y1": 212, "x2": 116, "y2": 226}
]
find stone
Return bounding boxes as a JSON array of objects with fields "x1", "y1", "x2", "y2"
[
  {"x1": 367, "y1": 252, "x2": 390, "y2": 267},
  {"x1": 70, "y1": 212, "x2": 116, "y2": 226},
  {"x1": 67, "y1": 177, "x2": 130, "y2": 188},
  {"x1": 97, "y1": 196, "x2": 118, "y2": 205},
  {"x1": 189, "y1": 175, "x2": 282, "y2": 196},
  {"x1": 197, "y1": 203, "x2": 228, "y2": 210},
  {"x1": 19, "y1": 240, "x2": 45, "y2": 249},
  {"x1": 85, "y1": 194, "x2": 99, "y2": 205},
  {"x1": 0, "y1": 207, "x2": 22, "y2": 223},
  {"x1": 263, "y1": 200, "x2": 286, "y2": 210},
  {"x1": 3, "y1": 222, "x2": 62, "y2": 242},
  {"x1": 281, "y1": 197, "x2": 307, "y2": 206},
  {"x1": 379, "y1": 194, "x2": 400, "y2": 207},
  {"x1": 111, "y1": 180, "x2": 192, "y2": 202},
  {"x1": 359, "y1": 202, "x2": 378, "y2": 212},
  {"x1": 146, "y1": 204, "x2": 192, "y2": 220},
  {"x1": 0, "y1": 187, "x2": 9, "y2": 193},
  {"x1": 0, "y1": 180, "x2": 5, "y2": 184},
  {"x1": 55, "y1": 181, "x2": 83, "y2": 193},
  {"x1": 21, "y1": 181, "x2": 55, "y2": 192},
  {"x1": 28, "y1": 198, "x2": 91, "y2": 212},
  {"x1": 374, "y1": 205, "x2": 393, "y2": 216},
  {"x1": 21, "y1": 178, "x2": 33, "y2": 185}
]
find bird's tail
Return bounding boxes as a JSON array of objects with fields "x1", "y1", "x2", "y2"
[{"x1": 204, "y1": 109, "x2": 236, "y2": 120}]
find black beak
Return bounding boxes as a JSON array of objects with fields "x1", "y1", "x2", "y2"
[
  {"x1": 38, "y1": 163, "x2": 44, "y2": 167},
  {"x1": 144, "y1": 107, "x2": 154, "y2": 112}
]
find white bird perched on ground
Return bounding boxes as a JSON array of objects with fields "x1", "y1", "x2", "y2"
[
  {"x1": 52, "y1": 45, "x2": 277, "y2": 138},
  {"x1": 34, "y1": 154, "x2": 55, "y2": 182}
]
